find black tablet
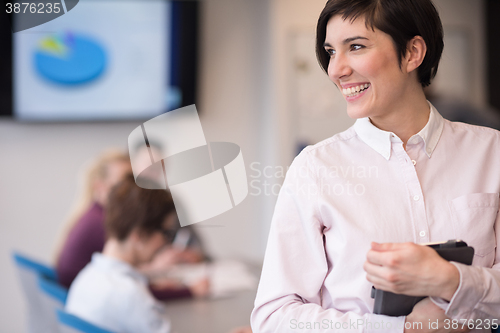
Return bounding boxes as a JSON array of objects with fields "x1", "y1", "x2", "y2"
[{"x1": 371, "y1": 240, "x2": 474, "y2": 316}]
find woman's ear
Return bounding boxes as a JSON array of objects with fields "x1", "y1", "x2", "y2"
[{"x1": 404, "y1": 36, "x2": 427, "y2": 74}]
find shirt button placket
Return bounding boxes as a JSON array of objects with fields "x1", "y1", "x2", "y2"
[{"x1": 402, "y1": 144, "x2": 429, "y2": 243}]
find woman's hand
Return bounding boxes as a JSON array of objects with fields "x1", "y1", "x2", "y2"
[
  {"x1": 363, "y1": 242, "x2": 460, "y2": 300},
  {"x1": 137, "y1": 246, "x2": 180, "y2": 276},
  {"x1": 175, "y1": 248, "x2": 205, "y2": 264},
  {"x1": 150, "y1": 276, "x2": 210, "y2": 298},
  {"x1": 404, "y1": 298, "x2": 470, "y2": 333},
  {"x1": 188, "y1": 277, "x2": 210, "y2": 298},
  {"x1": 149, "y1": 277, "x2": 184, "y2": 290}
]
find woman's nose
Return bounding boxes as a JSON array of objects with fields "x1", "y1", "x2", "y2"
[{"x1": 328, "y1": 54, "x2": 352, "y2": 81}]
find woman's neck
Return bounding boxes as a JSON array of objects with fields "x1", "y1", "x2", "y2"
[
  {"x1": 368, "y1": 86, "x2": 430, "y2": 148},
  {"x1": 102, "y1": 238, "x2": 138, "y2": 267}
]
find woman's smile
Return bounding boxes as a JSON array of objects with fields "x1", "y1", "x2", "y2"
[{"x1": 341, "y1": 83, "x2": 371, "y2": 101}]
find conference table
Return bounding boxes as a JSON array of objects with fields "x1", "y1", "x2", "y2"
[{"x1": 165, "y1": 289, "x2": 257, "y2": 333}]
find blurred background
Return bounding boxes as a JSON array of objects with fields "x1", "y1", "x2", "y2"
[{"x1": 0, "y1": 0, "x2": 499, "y2": 331}]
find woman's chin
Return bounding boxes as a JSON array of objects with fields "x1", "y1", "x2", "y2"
[{"x1": 346, "y1": 106, "x2": 371, "y2": 119}]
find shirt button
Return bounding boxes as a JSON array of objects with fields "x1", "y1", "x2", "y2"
[
  {"x1": 412, "y1": 160, "x2": 416, "y2": 166},
  {"x1": 419, "y1": 231, "x2": 426, "y2": 237},
  {"x1": 413, "y1": 195, "x2": 420, "y2": 201}
]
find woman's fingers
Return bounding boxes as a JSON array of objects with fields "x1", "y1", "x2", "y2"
[
  {"x1": 364, "y1": 242, "x2": 461, "y2": 298},
  {"x1": 364, "y1": 260, "x2": 410, "y2": 293}
]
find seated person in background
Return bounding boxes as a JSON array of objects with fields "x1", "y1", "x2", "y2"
[
  {"x1": 56, "y1": 149, "x2": 207, "y2": 299},
  {"x1": 66, "y1": 175, "x2": 178, "y2": 333},
  {"x1": 55, "y1": 149, "x2": 131, "y2": 289}
]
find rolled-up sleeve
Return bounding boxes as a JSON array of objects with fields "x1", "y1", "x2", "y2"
[{"x1": 432, "y1": 206, "x2": 500, "y2": 322}]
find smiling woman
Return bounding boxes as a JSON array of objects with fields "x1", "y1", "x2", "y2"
[{"x1": 251, "y1": 0, "x2": 500, "y2": 333}]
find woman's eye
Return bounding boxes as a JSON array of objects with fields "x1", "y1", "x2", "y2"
[
  {"x1": 351, "y1": 44, "x2": 364, "y2": 51},
  {"x1": 325, "y1": 48, "x2": 335, "y2": 56}
]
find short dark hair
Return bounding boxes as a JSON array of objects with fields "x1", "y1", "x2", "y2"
[
  {"x1": 316, "y1": 0, "x2": 444, "y2": 87},
  {"x1": 105, "y1": 174, "x2": 176, "y2": 241}
]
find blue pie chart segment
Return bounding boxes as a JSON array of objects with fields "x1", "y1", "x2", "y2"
[{"x1": 35, "y1": 33, "x2": 107, "y2": 85}]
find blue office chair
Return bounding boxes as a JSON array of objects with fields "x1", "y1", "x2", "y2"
[
  {"x1": 56, "y1": 309, "x2": 115, "y2": 333},
  {"x1": 38, "y1": 274, "x2": 68, "y2": 332},
  {"x1": 12, "y1": 252, "x2": 59, "y2": 333}
]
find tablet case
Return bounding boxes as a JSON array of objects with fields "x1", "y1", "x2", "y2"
[{"x1": 371, "y1": 240, "x2": 474, "y2": 316}]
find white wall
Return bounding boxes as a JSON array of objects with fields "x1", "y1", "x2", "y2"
[
  {"x1": 0, "y1": 0, "x2": 487, "y2": 331},
  {"x1": 194, "y1": 0, "x2": 273, "y2": 262}
]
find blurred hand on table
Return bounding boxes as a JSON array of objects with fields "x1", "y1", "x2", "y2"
[
  {"x1": 139, "y1": 245, "x2": 205, "y2": 276},
  {"x1": 151, "y1": 276, "x2": 210, "y2": 298}
]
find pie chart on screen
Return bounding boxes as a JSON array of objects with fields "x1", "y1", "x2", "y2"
[{"x1": 35, "y1": 32, "x2": 107, "y2": 85}]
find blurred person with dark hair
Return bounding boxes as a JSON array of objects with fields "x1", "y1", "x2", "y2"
[
  {"x1": 132, "y1": 141, "x2": 208, "y2": 270},
  {"x1": 66, "y1": 175, "x2": 177, "y2": 333}
]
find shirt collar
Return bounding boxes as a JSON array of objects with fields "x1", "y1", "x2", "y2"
[
  {"x1": 353, "y1": 101, "x2": 444, "y2": 160},
  {"x1": 91, "y1": 253, "x2": 148, "y2": 284}
]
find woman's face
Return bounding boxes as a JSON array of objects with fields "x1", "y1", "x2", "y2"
[
  {"x1": 324, "y1": 15, "x2": 414, "y2": 120},
  {"x1": 94, "y1": 160, "x2": 131, "y2": 205}
]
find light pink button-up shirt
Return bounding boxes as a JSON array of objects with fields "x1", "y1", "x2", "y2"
[{"x1": 251, "y1": 104, "x2": 500, "y2": 333}]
